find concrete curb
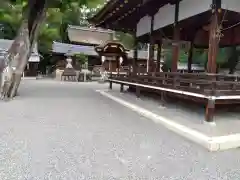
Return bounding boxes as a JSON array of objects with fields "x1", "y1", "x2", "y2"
[{"x1": 97, "y1": 90, "x2": 240, "y2": 152}]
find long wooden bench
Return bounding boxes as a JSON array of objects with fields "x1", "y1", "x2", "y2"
[
  {"x1": 61, "y1": 68, "x2": 77, "y2": 81},
  {"x1": 108, "y1": 72, "x2": 240, "y2": 122}
]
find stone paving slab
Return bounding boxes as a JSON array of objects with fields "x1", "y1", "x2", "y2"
[{"x1": 0, "y1": 80, "x2": 240, "y2": 179}]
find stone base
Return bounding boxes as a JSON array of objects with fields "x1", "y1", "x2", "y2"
[{"x1": 97, "y1": 87, "x2": 240, "y2": 152}]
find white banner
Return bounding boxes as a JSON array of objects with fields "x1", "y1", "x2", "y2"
[
  {"x1": 136, "y1": 15, "x2": 151, "y2": 37},
  {"x1": 154, "y1": 4, "x2": 175, "y2": 30},
  {"x1": 179, "y1": 0, "x2": 211, "y2": 21},
  {"x1": 222, "y1": 0, "x2": 240, "y2": 13}
]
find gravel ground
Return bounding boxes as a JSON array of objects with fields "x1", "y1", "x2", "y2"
[{"x1": 0, "y1": 79, "x2": 240, "y2": 180}]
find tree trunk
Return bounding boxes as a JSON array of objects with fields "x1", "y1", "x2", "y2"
[
  {"x1": 8, "y1": 22, "x2": 31, "y2": 98},
  {"x1": 1, "y1": 5, "x2": 47, "y2": 100},
  {"x1": 0, "y1": 21, "x2": 29, "y2": 99}
]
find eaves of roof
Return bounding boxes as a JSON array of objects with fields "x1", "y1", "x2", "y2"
[
  {"x1": 68, "y1": 25, "x2": 114, "y2": 34},
  {"x1": 88, "y1": 0, "x2": 118, "y2": 24}
]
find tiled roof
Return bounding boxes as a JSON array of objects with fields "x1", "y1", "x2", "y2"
[
  {"x1": 0, "y1": 39, "x2": 38, "y2": 54},
  {"x1": 52, "y1": 42, "x2": 97, "y2": 56},
  {"x1": 52, "y1": 42, "x2": 158, "y2": 60},
  {"x1": 68, "y1": 25, "x2": 114, "y2": 34}
]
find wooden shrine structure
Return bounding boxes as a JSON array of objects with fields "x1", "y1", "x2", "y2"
[
  {"x1": 53, "y1": 26, "x2": 153, "y2": 71},
  {"x1": 95, "y1": 41, "x2": 130, "y2": 73},
  {"x1": 90, "y1": 0, "x2": 240, "y2": 122}
]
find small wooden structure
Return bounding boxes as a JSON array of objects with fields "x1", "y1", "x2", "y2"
[
  {"x1": 94, "y1": 41, "x2": 130, "y2": 73},
  {"x1": 90, "y1": 0, "x2": 240, "y2": 122}
]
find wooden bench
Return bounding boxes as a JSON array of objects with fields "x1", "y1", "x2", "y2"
[{"x1": 61, "y1": 68, "x2": 77, "y2": 81}]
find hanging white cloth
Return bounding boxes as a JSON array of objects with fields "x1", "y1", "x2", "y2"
[
  {"x1": 101, "y1": 56, "x2": 105, "y2": 63},
  {"x1": 119, "y1": 57, "x2": 123, "y2": 65}
]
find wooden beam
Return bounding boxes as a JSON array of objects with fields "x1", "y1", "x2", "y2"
[
  {"x1": 133, "y1": 32, "x2": 138, "y2": 74},
  {"x1": 207, "y1": 0, "x2": 221, "y2": 73},
  {"x1": 156, "y1": 39, "x2": 162, "y2": 72},
  {"x1": 148, "y1": 15, "x2": 155, "y2": 72},
  {"x1": 171, "y1": 0, "x2": 180, "y2": 72},
  {"x1": 187, "y1": 42, "x2": 194, "y2": 73}
]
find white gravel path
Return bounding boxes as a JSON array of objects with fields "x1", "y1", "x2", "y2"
[{"x1": 0, "y1": 79, "x2": 240, "y2": 180}]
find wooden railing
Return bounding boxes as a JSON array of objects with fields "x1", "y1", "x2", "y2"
[{"x1": 110, "y1": 72, "x2": 240, "y2": 96}]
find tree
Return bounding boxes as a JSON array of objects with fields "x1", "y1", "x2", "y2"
[
  {"x1": 114, "y1": 31, "x2": 134, "y2": 49},
  {"x1": 75, "y1": 53, "x2": 88, "y2": 65},
  {"x1": 161, "y1": 48, "x2": 189, "y2": 71},
  {"x1": 0, "y1": 1, "x2": 23, "y2": 39},
  {"x1": 1, "y1": 0, "x2": 99, "y2": 100}
]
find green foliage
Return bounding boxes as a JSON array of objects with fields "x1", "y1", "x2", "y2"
[
  {"x1": 161, "y1": 46, "x2": 237, "y2": 72},
  {"x1": 193, "y1": 49, "x2": 207, "y2": 66},
  {"x1": 1, "y1": 0, "x2": 103, "y2": 57},
  {"x1": 1, "y1": 0, "x2": 134, "y2": 54},
  {"x1": 75, "y1": 53, "x2": 88, "y2": 64},
  {"x1": 162, "y1": 48, "x2": 188, "y2": 69},
  {"x1": 115, "y1": 31, "x2": 134, "y2": 49},
  {"x1": 0, "y1": 2, "x2": 23, "y2": 38},
  {"x1": 1, "y1": 0, "x2": 103, "y2": 38},
  {"x1": 162, "y1": 49, "x2": 172, "y2": 70},
  {"x1": 216, "y1": 48, "x2": 232, "y2": 67},
  {"x1": 193, "y1": 48, "x2": 232, "y2": 68}
]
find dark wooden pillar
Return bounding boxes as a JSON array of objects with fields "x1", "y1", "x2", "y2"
[
  {"x1": 156, "y1": 39, "x2": 162, "y2": 72},
  {"x1": 188, "y1": 42, "x2": 194, "y2": 73},
  {"x1": 117, "y1": 56, "x2": 120, "y2": 75},
  {"x1": 109, "y1": 81, "x2": 113, "y2": 89},
  {"x1": 120, "y1": 83, "x2": 124, "y2": 92},
  {"x1": 109, "y1": 59, "x2": 113, "y2": 89},
  {"x1": 204, "y1": 0, "x2": 221, "y2": 122},
  {"x1": 207, "y1": 0, "x2": 221, "y2": 73},
  {"x1": 148, "y1": 15, "x2": 155, "y2": 72},
  {"x1": 133, "y1": 33, "x2": 138, "y2": 75},
  {"x1": 127, "y1": 32, "x2": 138, "y2": 92},
  {"x1": 205, "y1": 99, "x2": 215, "y2": 122},
  {"x1": 171, "y1": 0, "x2": 180, "y2": 72},
  {"x1": 136, "y1": 86, "x2": 141, "y2": 98}
]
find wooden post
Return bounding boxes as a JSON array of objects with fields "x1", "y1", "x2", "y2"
[
  {"x1": 148, "y1": 15, "x2": 155, "y2": 73},
  {"x1": 205, "y1": 99, "x2": 215, "y2": 122},
  {"x1": 188, "y1": 42, "x2": 193, "y2": 73},
  {"x1": 120, "y1": 84, "x2": 124, "y2": 92},
  {"x1": 109, "y1": 81, "x2": 112, "y2": 89},
  {"x1": 109, "y1": 59, "x2": 113, "y2": 89},
  {"x1": 207, "y1": 0, "x2": 221, "y2": 73},
  {"x1": 133, "y1": 33, "x2": 138, "y2": 75},
  {"x1": 136, "y1": 86, "x2": 140, "y2": 98},
  {"x1": 204, "y1": 0, "x2": 220, "y2": 122},
  {"x1": 156, "y1": 39, "x2": 162, "y2": 72},
  {"x1": 117, "y1": 56, "x2": 120, "y2": 76},
  {"x1": 171, "y1": 0, "x2": 180, "y2": 72},
  {"x1": 147, "y1": 44, "x2": 150, "y2": 72},
  {"x1": 127, "y1": 35, "x2": 138, "y2": 92}
]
